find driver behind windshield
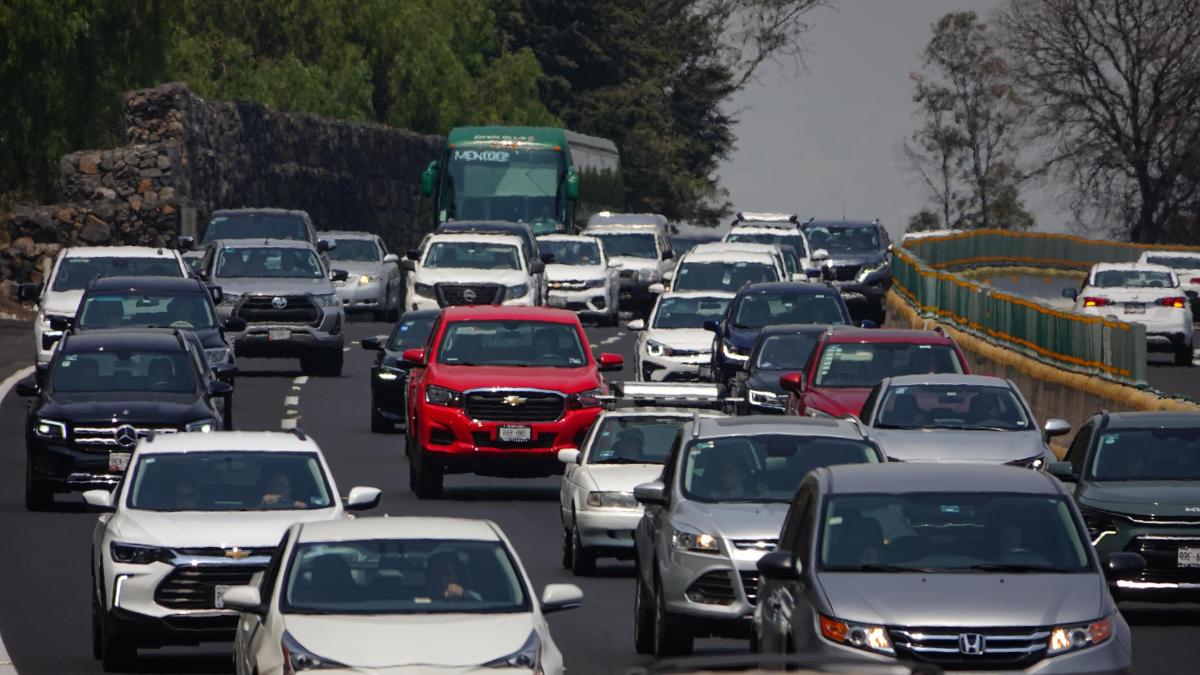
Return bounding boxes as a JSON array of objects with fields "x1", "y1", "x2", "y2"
[{"x1": 427, "y1": 551, "x2": 482, "y2": 601}]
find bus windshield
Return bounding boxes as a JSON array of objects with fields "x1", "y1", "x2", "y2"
[{"x1": 438, "y1": 147, "x2": 565, "y2": 234}]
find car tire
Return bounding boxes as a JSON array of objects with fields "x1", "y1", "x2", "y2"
[
  {"x1": 91, "y1": 580, "x2": 104, "y2": 660},
  {"x1": 370, "y1": 396, "x2": 393, "y2": 433},
  {"x1": 653, "y1": 576, "x2": 692, "y2": 657},
  {"x1": 374, "y1": 308, "x2": 388, "y2": 322},
  {"x1": 223, "y1": 396, "x2": 235, "y2": 430},
  {"x1": 412, "y1": 447, "x2": 443, "y2": 499},
  {"x1": 561, "y1": 528, "x2": 573, "y2": 570},
  {"x1": 1175, "y1": 340, "x2": 1193, "y2": 366},
  {"x1": 98, "y1": 606, "x2": 136, "y2": 671},
  {"x1": 24, "y1": 463, "x2": 52, "y2": 511},
  {"x1": 570, "y1": 525, "x2": 595, "y2": 576},
  {"x1": 322, "y1": 349, "x2": 344, "y2": 377},
  {"x1": 633, "y1": 562, "x2": 655, "y2": 655}
]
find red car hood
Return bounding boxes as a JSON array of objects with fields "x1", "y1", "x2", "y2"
[
  {"x1": 427, "y1": 364, "x2": 603, "y2": 394},
  {"x1": 806, "y1": 386, "x2": 872, "y2": 417}
]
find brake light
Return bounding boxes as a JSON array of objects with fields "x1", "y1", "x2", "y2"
[
  {"x1": 1190, "y1": 277, "x2": 1200, "y2": 285},
  {"x1": 1082, "y1": 297, "x2": 1111, "y2": 307},
  {"x1": 1158, "y1": 296, "x2": 1187, "y2": 309}
]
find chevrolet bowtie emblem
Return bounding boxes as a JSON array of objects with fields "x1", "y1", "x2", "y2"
[
  {"x1": 224, "y1": 548, "x2": 251, "y2": 559},
  {"x1": 502, "y1": 395, "x2": 528, "y2": 407}
]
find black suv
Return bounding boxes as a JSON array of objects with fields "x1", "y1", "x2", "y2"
[
  {"x1": 17, "y1": 329, "x2": 232, "y2": 510},
  {"x1": 729, "y1": 324, "x2": 828, "y2": 414},
  {"x1": 800, "y1": 219, "x2": 892, "y2": 323},
  {"x1": 361, "y1": 309, "x2": 439, "y2": 432}
]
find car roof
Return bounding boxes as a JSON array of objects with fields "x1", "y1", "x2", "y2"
[
  {"x1": 735, "y1": 281, "x2": 838, "y2": 297},
  {"x1": 538, "y1": 234, "x2": 600, "y2": 243},
  {"x1": 1090, "y1": 262, "x2": 1173, "y2": 273},
  {"x1": 317, "y1": 230, "x2": 377, "y2": 240},
  {"x1": 441, "y1": 305, "x2": 580, "y2": 323},
  {"x1": 63, "y1": 246, "x2": 181, "y2": 259},
  {"x1": 1141, "y1": 250, "x2": 1200, "y2": 260},
  {"x1": 584, "y1": 225, "x2": 662, "y2": 236},
  {"x1": 692, "y1": 242, "x2": 780, "y2": 255},
  {"x1": 87, "y1": 276, "x2": 206, "y2": 292},
  {"x1": 297, "y1": 517, "x2": 501, "y2": 543},
  {"x1": 805, "y1": 219, "x2": 878, "y2": 228},
  {"x1": 214, "y1": 238, "x2": 317, "y2": 249},
  {"x1": 63, "y1": 328, "x2": 187, "y2": 352},
  {"x1": 587, "y1": 212, "x2": 667, "y2": 227},
  {"x1": 885, "y1": 373, "x2": 1010, "y2": 387},
  {"x1": 1099, "y1": 411, "x2": 1200, "y2": 429},
  {"x1": 821, "y1": 463, "x2": 1060, "y2": 495},
  {"x1": 399, "y1": 309, "x2": 443, "y2": 321},
  {"x1": 427, "y1": 232, "x2": 524, "y2": 246},
  {"x1": 437, "y1": 220, "x2": 533, "y2": 237},
  {"x1": 757, "y1": 323, "x2": 835, "y2": 337},
  {"x1": 660, "y1": 290, "x2": 737, "y2": 300},
  {"x1": 598, "y1": 409, "x2": 723, "y2": 420},
  {"x1": 825, "y1": 328, "x2": 955, "y2": 345},
  {"x1": 680, "y1": 249, "x2": 777, "y2": 264},
  {"x1": 211, "y1": 208, "x2": 309, "y2": 218},
  {"x1": 690, "y1": 415, "x2": 866, "y2": 440},
  {"x1": 728, "y1": 225, "x2": 802, "y2": 234},
  {"x1": 136, "y1": 430, "x2": 321, "y2": 455}
]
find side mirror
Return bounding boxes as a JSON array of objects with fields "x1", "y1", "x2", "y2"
[
  {"x1": 207, "y1": 380, "x2": 234, "y2": 398},
  {"x1": 345, "y1": 486, "x2": 382, "y2": 511},
  {"x1": 626, "y1": 319, "x2": 646, "y2": 331},
  {"x1": 177, "y1": 235, "x2": 195, "y2": 252},
  {"x1": 402, "y1": 348, "x2": 426, "y2": 366},
  {"x1": 859, "y1": 319, "x2": 878, "y2": 329},
  {"x1": 540, "y1": 583, "x2": 583, "y2": 613},
  {"x1": 41, "y1": 333, "x2": 60, "y2": 351},
  {"x1": 703, "y1": 318, "x2": 721, "y2": 333},
  {"x1": 563, "y1": 168, "x2": 580, "y2": 201},
  {"x1": 330, "y1": 269, "x2": 349, "y2": 282},
  {"x1": 223, "y1": 316, "x2": 247, "y2": 332},
  {"x1": 401, "y1": 259, "x2": 416, "y2": 273},
  {"x1": 1043, "y1": 418, "x2": 1072, "y2": 440},
  {"x1": 81, "y1": 489, "x2": 114, "y2": 511},
  {"x1": 211, "y1": 363, "x2": 238, "y2": 380},
  {"x1": 757, "y1": 550, "x2": 800, "y2": 580},
  {"x1": 48, "y1": 316, "x2": 72, "y2": 332},
  {"x1": 16, "y1": 283, "x2": 42, "y2": 302},
  {"x1": 598, "y1": 353, "x2": 624, "y2": 372},
  {"x1": 15, "y1": 377, "x2": 40, "y2": 397},
  {"x1": 811, "y1": 249, "x2": 830, "y2": 263},
  {"x1": 219, "y1": 585, "x2": 265, "y2": 615},
  {"x1": 530, "y1": 261, "x2": 546, "y2": 275},
  {"x1": 557, "y1": 448, "x2": 581, "y2": 465},
  {"x1": 361, "y1": 336, "x2": 384, "y2": 351},
  {"x1": 208, "y1": 285, "x2": 224, "y2": 305},
  {"x1": 648, "y1": 283, "x2": 665, "y2": 295},
  {"x1": 779, "y1": 372, "x2": 806, "y2": 392},
  {"x1": 1048, "y1": 462, "x2": 1077, "y2": 482},
  {"x1": 1061, "y1": 288, "x2": 1078, "y2": 300},
  {"x1": 633, "y1": 481, "x2": 668, "y2": 506},
  {"x1": 407, "y1": 248, "x2": 422, "y2": 261},
  {"x1": 317, "y1": 239, "x2": 335, "y2": 253},
  {"x1": 540, "y1": 252, "x2": 556, "y2": 265},
  {"x1": 383, "y1": 254, "x2": 400, "y2": 265},
  {"x1": 1105, "y1": 552, "x2": 1146, "y2": 581},
  {"x1": 421, "y1": 160, "x2": 438, "y2": 196}
]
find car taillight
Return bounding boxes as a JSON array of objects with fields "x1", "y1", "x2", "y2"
[
  {"x1": 1157, "y1": 296, "x2": 1187, "y2": 309},
  {"x1": 1190, "y1": 277, "x2": 1200, "y2": 285},
  {"x1": 1082, "y1": 297, "x2": 1111, "y2": 307}
]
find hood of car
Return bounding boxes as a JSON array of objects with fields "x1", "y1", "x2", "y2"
[
  {"x1": 818, "y1": 572, "x2": 1105, "y2": 628},
  {"x1": 332, "y1": 261, "x2": 387, "y2": 277},
  {"x1": 546, "y1": 264, "x2": 607, "y2": 282},
  {"x1": 725, "y1": 324, "x2": 762, "y2": 349},
  {"x1": 283, "y1": 612, "x2": 536, "y2": 669},
  {"x1": 870, "y1": 429, "x2": 1047, "y2": 463},
  {"x1": 806, "y1": 387, "x2": 872, "y2": 417},
  {"x1": 1078, "y1": 481, "x2": 1200, "y2": 517},
  {"x1": 675, "y1": 500, "x2": 789, "y2": 541},
  {"x1": 110, "y1": 508, "x2": 337, "y2": 548},
  {"x1": 40, "y1": 393, "x2": 208, "y2": 425},
  {"x1": 583, "y1": 463, "x2": 665, "y2": 493},
  {"x1": 217, "y1": 277, "x2": 336, "y2": 296},
  {"x1": 644, "y1": 329, "x2": 712, "y2": 352},
  {"x1": 607, "y1": 256, "x2": 658, "y2": 271},
  {"x1": 746, "y1": 369, "x2": 789, "y2": 394},
  {"x1": 822, "y1": 251, "x2": 886, "y2": 267},
  {"x1": 41, "y1": 290, "x2": 86, "y2": 317},
  {"x1": 413, "y1": 268, "x2": 529, "y2": 286},
  {"x1": 426, "y1": 364, "x2": 601, "y2": 395}
]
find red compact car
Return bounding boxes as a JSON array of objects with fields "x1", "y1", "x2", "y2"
[
  {"x1": 404, "y1": 305, "x2": 623, "y2": 497},
  {"x1": 781, "y1": 327, "x2": 970, "y2": 418}
]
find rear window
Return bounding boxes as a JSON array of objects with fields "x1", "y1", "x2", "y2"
[
  {"x1": 815, "y1": 342, "x2": 962, "y2": 388},
  {"x1": 52, "y1": 257, "x2": 182, "y2": 291}
]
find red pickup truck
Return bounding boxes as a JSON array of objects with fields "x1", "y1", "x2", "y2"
[
  {"x1": 781, "y1": 328, "x2": 970, "y2": 418},
  {"x1": 404, "y1": 305, "x2": 623, "y2": 497}
]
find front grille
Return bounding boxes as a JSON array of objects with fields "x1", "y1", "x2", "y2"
[
  {"x1": 732, "y1": 538, "x2": 778, "y2": 552},
  {"x1": 464, "y1": 390, "x2": 565, "y2": 422},
  {"x1": 472, "y1": 431, "x2": 557, "y2": 449},
  {"x1": 436, "y1": 284, "x2": 502, "y2": 307},
  {"x1": 549, "y1": 280, "x2": 592, "y2": 291},
  {"x1": 236, "y1": 294, "x2": 320, "y2": 325},
  {"x1": 171, "y1": 547, "x2": 275, "y2": 558},
  {"x1": 833, "y1": 264, "x2": 861, "y2": 281},
  {"x1": 686, "y1": 571, "x2": 736, "y2": 605},
  {"x1": 73, "y1": 425, "x2": 177, "y2": 449},
  {"x1": 155, "y1": 565, "x2": 264, "y2": 609},
  {"x1": 890, "y1": 626, "x2": 1049, "y2": 670},
  {"x1": 1126, "y1": 536, "x2": 1200, "y2": 582},
  {"x1": 739, "y1": 571, "x2": 760, "y2": 605}
]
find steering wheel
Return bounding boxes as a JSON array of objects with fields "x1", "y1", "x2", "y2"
[
  {"x1": 150, "y1": 380, "x2": 174, "y2": 391},
  {"x1": 169, "y1": 320, "x2": 195, "y2": 329}
]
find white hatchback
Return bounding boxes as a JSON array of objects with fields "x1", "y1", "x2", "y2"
[
  {"x1": 224, "y1": 517, "x2": 583, "y2": 675},
  {"x1": 1067, "y1": 262, "x2": 1194, "y2": 365}
]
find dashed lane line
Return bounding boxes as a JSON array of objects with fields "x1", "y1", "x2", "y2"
[
  {"x1": 0, "y1": 365, "x2": 35, "y2": 405},
  {"x1": 283, "y1": 376, "x2": 309, "y2": 430},
  {"x1": 0, "y1": 628, "x2": 16, "y2": 674}
]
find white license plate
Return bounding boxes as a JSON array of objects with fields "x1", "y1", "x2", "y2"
[
  {"x1": 108, "y1": 452, "x2": 131, "y2": 473},
  {"x1": 1178, "y1": 547, "x2": 1200, "y2": 567},
  {"x1": 1124, "y1": 303, "x2": 1145, "y2": 314},
  {"x1": 213, "y1": 584, "x2": 232, "y2": 609},
  {"x1": 268, "y1": 328, "x2": 291, "y2": 341},
  {"x1": 498, "y1": 425, "x2": 532, "y2": 443}
]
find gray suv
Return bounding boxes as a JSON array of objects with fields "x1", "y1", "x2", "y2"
[
  {"x1": 800, "y1": 219, "x2": 892, "y2": 324},
  {"x1": 631, "y1": 416, "x2": 884, "y2": 657},
  {"x1": 200, "y1": 238, "x2": 348, "y2": 375},
  {"x1": 756, "y1": 463, "x2": 1141, "y2": 673}
]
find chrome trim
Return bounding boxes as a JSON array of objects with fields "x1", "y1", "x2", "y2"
[
  {"x1": 463, "y1": 387, "x2": 567, "y2": 397},
  {"x1": 1117, "y1": 580, "x2": 1200, "y2": 589},
  {"x1": 67, "y1": 472, "x2": 121, "y2": 486},
  {"x1": 168, "y1": 555, "x2": 273, "y2": 567},
  {"x1": 1135, "y1": 535, "x2": 1200, "y2": 541}
]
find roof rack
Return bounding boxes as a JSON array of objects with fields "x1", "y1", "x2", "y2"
[
  {"x1": 602, "y1": 381, "x2": 728, "y2": 411},
  {"x1": 734, "y1": 212, "x2": 799, "y2": 225},
  {"x1": 289, "y1": 427, "x2": 308, "y2": 441}
]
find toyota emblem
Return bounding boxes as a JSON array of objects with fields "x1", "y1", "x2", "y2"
[
  {"x1": 114, "y1": 424, "x2": 139, "y2": 449},
  {"x1": 462, "y1": 288, "x2": 478, "y2": 303},
  {"x1": 271, "y1": 296, "x2": 288, "y2": 310}
]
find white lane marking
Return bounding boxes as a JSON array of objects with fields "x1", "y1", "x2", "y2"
[
  {"x1": 293, "y1": 376, "x2": 308, "y2": 385},
  {"x1": 0, "y1": 627, "x2": 16, "y2": 674},
  {"x1": 343, "y1": 347, "x2": 350, "y2": 352},
  {"x1": 600, "y1": 335, "x2": 621, "y2": 345},
  {"x1": 284, "y1": 396, "x2": 299, "y2": 407},
  {"x1": 280, "y1": 418, "x2": 298, "y2": 430},
  {"x1": 285, "y1": 409, "x2": 299, "y2": 417},
  {"x1": 0, "y1": 365, "x2": 36, "y2": 404}
]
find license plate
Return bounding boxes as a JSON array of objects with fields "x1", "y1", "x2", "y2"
[
  {"x1": 498, "y1": 425, "x2": 532, "y2": 443},
  {"x1": 547, "y1": 295, "x2": 568, "y2": 308},
  {"x1": 1178, "y1": 546, "x2": 1200, "y2": 567},
  {"x1": 268, "y1": 328, "x2": 291, "y2": 341},
  {"x1": 213, "y1": 584, "x2": 232, "y2": 609},
  {"x1": 1124, "y1": 303, "x2": 1145, "y2": 314},
  {"x1": 108, "y1": 452, "x2": 131, "y2": 473}
]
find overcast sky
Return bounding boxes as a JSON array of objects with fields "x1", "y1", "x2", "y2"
[{"x1": 718, "y1": 0, "x2": 1071, "y2": 237}]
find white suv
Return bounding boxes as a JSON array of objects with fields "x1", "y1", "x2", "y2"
[
  {"x1": 17, "y1": 246, "x2": 191, "y2": 364},
  {"x1": 629, "y1": 291, "x2": 734, "y2": 382},
  {"x1": 538, "y1": 234, "x2": 619, "y2": 325},
  {"x1": 1067, "y1": 262, "x2": 1194, "y2": 365},
  {"x1": 85, "y1": 430, "x2": 380, "y2": 671},
  {"x1": 405, "y1": 233, "x2": 544, "y2": 310},
  {"x1": 662, "y1": 244, "x2": 784, "y2": 294}
]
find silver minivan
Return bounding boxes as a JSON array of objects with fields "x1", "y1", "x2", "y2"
[{"x1": 755, "y1": 463, "x2": 1141, "y2": 674}]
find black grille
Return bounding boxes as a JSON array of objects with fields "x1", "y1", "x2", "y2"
[
  {"x1": 738, "y1": 571, "x2": 760, "y2": 605},
  {"x1": 1126, "y1": 536, "x2": 1200, "y2": 582},
  {"x1": 472, "y1": 431, "x2": 557, "y2": 448},
  {"x1": 436, "y1": 284, "x2": 502, "y2": 307},
  {"x1": 236, "y1": 295, "x2": 320, "y2": 325},
  {"x1": 889, "y1": 625, "x2": 1048, "y2": 670},
  {"x1": 686, "y1": 571, "x2": 736, "y2": 604},
  {"x1": 833, "y1": 264, "x2": 861, "y2": 281},
  {"x1": 154, "y1": 565, "x2": 263, "y2": 609},
  {"x1": 464, "y1": 391, "x2": 564, "y2": 422}
]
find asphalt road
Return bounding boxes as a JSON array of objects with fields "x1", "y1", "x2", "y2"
[{"x1": 0, "y1": 318, "x2": 1196, "y2": 674}]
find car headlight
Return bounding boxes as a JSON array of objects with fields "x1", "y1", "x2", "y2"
[
  {"x1": 376, "y1": 364, "x2": 405, "y2": 381},
  {"x1": 358, "y1": 274, "x2": 380, "y2": 284},
  {"x1": 1079, "y1": 506, "x2": 1121, "y2": 544},
  {"x1": 567, "y1": 387, "x2": 604, "y2": 409},
  {"x1": 313, "y1": 293, "x2": 340, "y2": 307},
  {"x1": 638, "y1": 267, "x2": 655, "y2": 281},
  {"x1": 425, "y1": 385, "x2": 463, "y2": 407},
  {"x1": 819, "y1": 615, "x2": 894, "y2": 655},
  {"x1": 671, "y1": 527, "x2": 721, "y2": 554},
  {"x1": 34, "y1": 418, "x2": 67, "y2": 441},
  {"x1": 506, "y1": 283, "x2": 530, "y2": 298},
  {"x1": 222, "y1": 292, "x2": 243, "y2": 306},
  {"x1": 856, "y1": 261, "x2": 889, "y2": 282},
  {"x1": 414, "y1": 282, "x2": 435, "y2": 298},
  {"x1": 282, "y1": 630, "x2": 347, "y2": 671},
  {"x1": 646, "y1": 339, "x2": 668, "y2": 357},
  {"x1": 584, "y1": 278, "x2": 606, "y2": 289},
  {"x1": 110, "y1": 542, "x2": 170, "y2": 565},
  {"x1": 586, "y1": 491, "x2": 640, "y2": 509},
  {"x1": 748, "y1": 389, "x2": 784, "y2": 407},
  {"x1": 205, "y1": 347, "x2": 234, "y2": 364},
  {"x1": 185, "y1": 419, "x2": 217, "y2": 433},
  {"x1": 722, "y1": 339, "x2": 748, "y2": 360},
  {"x1": 484, "y1": 630, "x2": 542, "y2": 671},
  {"x1": 1047, "y1": 616, "x2": 1112, "y2": 656},
  {"x1": 1007, "y1": 455, "x2": 1045, "y2": 470}
]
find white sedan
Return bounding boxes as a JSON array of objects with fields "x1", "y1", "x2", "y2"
[
  {"x1": 224, "y1": 516, "x2": 583, "y2": 675},
  {"x1": 1138, "y1": 250, "x2": 1200, "y2": 316},
  {"x1": 630, "y1": 291, "x2": 734, "y2": 382},
  {"x1": 1066, "y1": 262, "x2": 1194, "y2": 365}
]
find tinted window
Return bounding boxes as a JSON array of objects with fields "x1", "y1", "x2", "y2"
[
  {"x1": 216, "y1": 246, "x2": 324, "y2": 279},
  {"x1": 203, "y1": 213, "x2": 309, "y2": 243},
  {"x1": 424, "y1": 242, "x2": 520, "y2": 270},
  {"x1": 814, "y1": 343, "x2": 962, "y2": 387},
  {"x1": 591, "y1": 232, "x2": 657, "y2": 259},
  {"x1": 438, "y1": 320, "x2": 586, "y2": 367},
  {"x1": 1146, "y1": 255, "x2": 1200, "y2": 270},
  {"x1": 439, "y1": 147, "x2": 564, "y2": 231},
  {"x1": 52, "y1": 349, "x2": 197, "y2": 394},
  {"x1": 727, "y1": 231, "x2": 808, "y2": 256},
  {"x1": 875, "y1": 384, "x2": 1030, "y2": 431},
  {"x1": 1089, "y1": 428, "x2": 1200, "y2": 481},
  {"x1": 755, "y1": 333, "x2": 820, "y2": 370},
  {"x1": 327, "y1": 239, "x2": 381, "y2": 262},
  {"x1": 52, "y1": 257, "x2": 182, "y2": 291},
  {"x1": 387, "y1": 315, "x2": 438, "y2": 351},
  {"x1": 674, "y1": 261, "x2": 779, "y2": 292},
  {"x1": 126, "y1": 451, "x2": 331, "y2": 511},
  {"x1": 539, "y1": 239, "x2": 602, "y2": 266},
  {"x1": 586, "y1": 416, "x2": 686, "y2": 465},
  {"x1": 1091, "y1": 269, "x2": 1176, "y2": 288},
  {"x1": 652, "y1": 295, "x2": 731, "y2": 329},
  {"x1": 802, "y1": 225, "x2": 881, "y2": 254},
  {"x1": 733, "y1": 292, "x2": 846, "y2": 328},
  {"x1": 77, "y1": 291, "x2": 215, "y2": 330}
]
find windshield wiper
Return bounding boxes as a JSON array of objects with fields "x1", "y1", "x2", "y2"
[
  {"x1": 873, "y1": 423, "x2": 923, "y2": 430},
  {"x1": 596, "y1": 458, "x2": 653, "y2": 465},
  {"x1": 961, "y1": 563, "x2": 1070, "y2": 573},
  {"x1": 828, "y1": 563, "x2": 938, "y2": 573}
]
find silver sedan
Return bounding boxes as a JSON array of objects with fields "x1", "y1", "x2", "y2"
[{"x1": 320, "y1": 230, "x2": 402, "y2": 321}]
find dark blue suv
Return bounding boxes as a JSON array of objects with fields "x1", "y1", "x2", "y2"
[{"x1": 705, "y1": 282, "x2": 856, "y2": 387}]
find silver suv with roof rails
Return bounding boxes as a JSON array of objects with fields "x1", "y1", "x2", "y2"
[{"x1": 631, "y1": 416, "x2": 885, "y2": 657}]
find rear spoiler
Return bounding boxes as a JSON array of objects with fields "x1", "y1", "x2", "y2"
[{"x1": 602, "y1": 381, "x2": 733, "y2": 412}]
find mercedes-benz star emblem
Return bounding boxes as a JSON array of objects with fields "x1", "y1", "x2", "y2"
[
  {"x1": 114, "y1": 424, "x2": 139, "y2": 449},
  {"x1": 271, "y1": 296, "x2": 288, "y2": 310},
  {"x1": 958, "y1": 633, "x2": 985, "y2": 655},
  {"x1": 502, "y1": 395, "x2": 528, "y2": 407},
  {"x1": 462, "y1": 288, "x2": 478, "y2": 303}
]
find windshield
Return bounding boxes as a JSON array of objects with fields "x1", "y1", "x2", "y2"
[
  {"x1": 819, "y1": 492, "x2": 1091, "y2": 573},
  {"x1": 424, "y1": 242, "x2": 520, "y2": 270},
  {"x1": 815, "y1": 343, "x2": 962, "y2": 388},
  {"x1": 126, "y1": 451, "x2": 332, "y2": 511},
  {"x1": 438, "y1": 146, "x2": 564, "y2": 234},
  {"x1": 52, "y1": 257, "x2": 182, "y2": 291},
  {"x1": 216, "y1": 246, "x2": 324, "y2": 279},
  {"x1": 1146, "y1": 255, "x2": 1200, "y2": 271},
  {"x1": 802, "y1": 225, "x2": 881, "y2": 254},
  {"x1": 1092, "y1": 269, "x2": 1176, "y2": 288},
  {"x1": 327, "y1": 239, "x2": 381, "y2": 262},
  {"x1": 539, "y1": 239, "x2": 602, "y2": 266},
  {"x1": 876, "y1": 384, "x2": 1030, "y2": 431},
  {"x1": 587, "y1": 416, "x2": 685, "y2": 465},
  {"x1": 1090, "y1": 429, "x2": 1200, "y2": 481},
  {"x1": 733, "y1": 292, "x2": 846, "y2": 328},
  {"x1": 78, "y1": 292, "x2": 215, "y2": 331},
  {"x1": 652, "y1": 295, "x2": 731, "y2": 329},
  {"x1": 674, "y1": 261, "x2": 779, "y2": 292},
  {"x1": 682, "y1": 434, "x2": 879, "y2": 503},
  {"x1": 727, "y1": 231, "x2": 808, "y2": 257},
  {"x1": 283, "y1": 538, "x2": 528, "y2": 615},
  {"x1": 592, "y1": 232, "x2": 657, "y2": 259},
  {"x1": 202, "y1": 213, "x2": 309, "y2": 243},
  {"x1": 755, "y1": 333, "x2": 820, "y2": 370},
  {"x1": 52, "y1": 349, "x2": 197, "y2": 394},
  {"x1": 671, "y1": 237, "x2": 717, "y2": 255},
  {"x1": 388, "y1": 315, "x2": 438, "y2": 351},
  {"x1": 438, "y1": 320, "x2": 586, "y2": 367}
]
